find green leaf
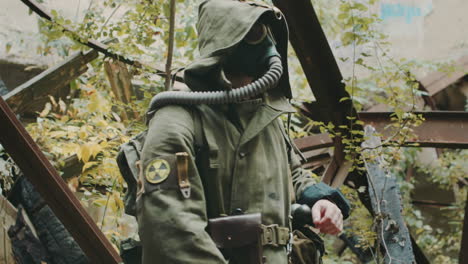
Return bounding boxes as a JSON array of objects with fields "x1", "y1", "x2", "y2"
[
  {"x1": 51, "y1": 9, "x2": 58, "y2": 17},
  {"x1": 5, "y1": 42, "x2": 12, "y2": 53}
]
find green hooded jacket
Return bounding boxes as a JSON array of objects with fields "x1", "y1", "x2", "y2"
[{"x1": 136, "y1": 1, "x2": 349, "y2": 263}]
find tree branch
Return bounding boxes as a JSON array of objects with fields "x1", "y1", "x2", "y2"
[{"x1": 165, "y1": 0, "x2": 177, "y2": 90}]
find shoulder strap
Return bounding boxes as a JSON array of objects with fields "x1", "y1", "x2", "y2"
[
  {"x1": 190, "y1": 107, "x2": 226, "y2": 216},
  {"x1": 279, "y1": 115, "x2": 307, "y2": 164},
  {"x1": 191, "y1": 107, "x2": 204, "y2": 156}
]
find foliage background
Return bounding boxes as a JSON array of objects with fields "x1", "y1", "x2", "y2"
[{"x1": 0, "y1": 0, "x2": 465, "y2": 262}]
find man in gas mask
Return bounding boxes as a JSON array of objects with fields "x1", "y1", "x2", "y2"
[{"x1": 137, "y1": 0, "x2": 350, "y2": 263}]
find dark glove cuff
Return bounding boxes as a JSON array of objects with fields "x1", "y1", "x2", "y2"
[{"x1": 298, "y1": 182, "x2": 351, "y2": 219}]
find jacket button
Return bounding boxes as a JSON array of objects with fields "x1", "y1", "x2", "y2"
[{"x1": 239, "y1": 152, "x2": 246, "y2": 158}]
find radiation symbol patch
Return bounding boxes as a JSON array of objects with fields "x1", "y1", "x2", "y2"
[{"x1": 145, "y1": 159, "x2": 171, "y2": 184}]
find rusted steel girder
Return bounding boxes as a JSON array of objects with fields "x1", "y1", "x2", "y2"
[
  {"x1": 272, "y1": 0, "x2": 364, "y2": 197},
  {"x1": 297, "y1": 111, "x2": 468, "y2": 149},
  {"x1": 272, "y1": 0, "x2": 358, "y2": 131},
  {"x1": 359, "y1": 111, "x2": 468, "y2": 148},
  {"x1": 0, "y1": 97, "x2": 122, "y2": 263}
]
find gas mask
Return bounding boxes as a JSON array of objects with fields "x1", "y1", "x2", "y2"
[
  {"x1": 224, "y1": 23, "x2": 281, "y2": 78},
  {"x1": 147, "y1": 19, "x2": 284, "y2": 119}
]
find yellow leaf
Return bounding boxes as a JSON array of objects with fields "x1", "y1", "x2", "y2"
[
  {"x1": 89, "y1": 143, "x2": 103, "y2": 159},
  {"x1": 82, "y1": 161, "x2": 99, "y2": 172},
  {"x1": 79, "y1": 126, "x2": 88, "y2": 140},
  {"x1": 92, "y1": 198, "x2": 107, "y2": 207},
  {"x1": 49, "y1": 131, "x2": 67, "y2": 138},
  {"x1": 87, "y1": 92, "x2": 111, "y2": 114},
  {"x1": 78, "y1": 142, "x2": 103, "y2": 163},
  {"x1": 79, "y1": 144, "x2": 91, "y2": 163},
  {"x1": 62, "y1": 143, "x2": 79, "y2": 156},
  {"x1": 79, "y1": 131, "x2": 87, "y2": 139},
  {"x1": 60, "y1": 115, "x2": 69, "y2": 122},
  {"x1": 99, "y1": 141, "x2": 109, "y2": 148},
  {"x1": 96, "y1": 119, "x2": 108, "y2": 127}
]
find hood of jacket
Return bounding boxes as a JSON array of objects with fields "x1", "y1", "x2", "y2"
[{"x1": 183, "y1": 0, "x2": 292, "y2": 99}]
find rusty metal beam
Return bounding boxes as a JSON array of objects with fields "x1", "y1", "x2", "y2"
[
  {"x1": 293, "y1": 134, "x2": 333, "y2": 152},
  {"x1": 297, "y1": 111, "x2": 468, "y2": 149},
  {"x1": 273, "y1": 0, "x2": 364, "y2": 193},
  {"x1": 0, "y1": 96, "x2": 122, "y2": 263},
  {"x1": 359, "y1": 111, "x2": 468, "y2": 148},
  {"x1": 272, "y1": 0, "x2": 357, "y2": 130}
]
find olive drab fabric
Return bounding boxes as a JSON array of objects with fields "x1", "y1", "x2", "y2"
[{"x1": 138, "y1": 98, "x2": 319, "y2": 264}]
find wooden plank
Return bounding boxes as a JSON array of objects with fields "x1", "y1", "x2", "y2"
[
  {"x1": 321, "y1": 157, "x2": 339, "y2": 186},
  {"x1": 0, "y1": 196, "x2": 17, "y2": 264},
  {"x1": 0, "y1": 96, "x2": 122, "y2": 263},
  {"x1": 293, "y1": 134, "x2": 333, "y2": 152},
  {"x1": 331, "y1": 160, "x2": 353, "y2": 188},
  {"x1": 104, "y1": 60, "x2": 133, "y2": 104},
  {"x1": 3, "y1": 50, "x2": 98, "y2": 114},
  {"x1": 301, "y1": 149, "x2": 330, "y2": 170},
  {"x1": 104, "y1": 60, "x2": 137, "y2": 120}
]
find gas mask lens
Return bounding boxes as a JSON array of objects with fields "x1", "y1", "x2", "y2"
[{"x1": 244, "y1": 23, "x2": 267, "y2": 45}]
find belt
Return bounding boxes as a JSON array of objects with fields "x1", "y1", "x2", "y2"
[{"x1": 261, "y1": 224, "x2": 290, "y2": 246}]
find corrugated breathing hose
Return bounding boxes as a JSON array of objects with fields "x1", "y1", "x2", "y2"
[{"x1": 146, "y1": 56, "x2": 283, "y2": 120}]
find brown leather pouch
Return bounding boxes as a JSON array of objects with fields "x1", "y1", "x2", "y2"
[{"x1": 208, "y1": 213, "x2": 262, "y2": 264}]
